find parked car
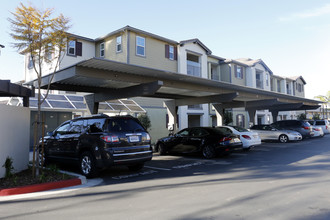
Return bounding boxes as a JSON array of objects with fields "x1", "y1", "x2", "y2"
[
  {"x1": 312, "y1": 126, "x2": 324, "y2": 137},
  {"x1": 311, "y1": 120, "x2": 330, "y2": 134},
  {"x1": 155, "y1": 127, "x2": 242, "y2": 159},
  {"x1": 271, "y1": 120, "x2": 313, "y2": 139},
  {"x1": 306, "y1": 120, "x2": 325, "y2": 137},
  {"x1": 39, "y1": 114, "x2": 152, "y2": 178},
  {"x1": 216, "y1": 125, "x2": 261, "y2": 150},
  {"x1": 250, "y1": 124, "x2": 302, "y2": 143}
]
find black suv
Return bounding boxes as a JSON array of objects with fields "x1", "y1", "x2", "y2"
[
  {"x1": 271, "y1": 120, "x2": 313, "y2": 139},
  {"x1": 39, "y1": 114, "x2": 152, "y2": 178}
]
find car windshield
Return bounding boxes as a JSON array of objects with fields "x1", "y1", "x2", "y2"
[
  {"x1": 231, "y1": 126, "x2": 248, "y2": 132},
  {"x1": 107, "y1": 118, "x2": 145, "y2": 132}
]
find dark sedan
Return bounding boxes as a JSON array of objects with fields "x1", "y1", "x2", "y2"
[{"x1": 155, "y1": 127, "x2": 242, "y2": 159}]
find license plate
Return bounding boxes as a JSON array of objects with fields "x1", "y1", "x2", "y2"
[{"x1": 129, "y1": 136, "x2": 139, "y2": 142}]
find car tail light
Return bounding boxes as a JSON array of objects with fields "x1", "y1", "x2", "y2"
[
  {"x1": 242, "y1": 135, "x2": 251, "y2": 140},
  {"x1": 302, "y1": 126, "x2": 310, "y2": 130},
  {"x1": 219, "y1": 137, "x2": 232, "y2": 145},
  {"x1": 101, "y1": 135, "x2": 119, "y2": 143},
  {"x1": 314, "y1": 128, "x2": 321, "y2": 131}
]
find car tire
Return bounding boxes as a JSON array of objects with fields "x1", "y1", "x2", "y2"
[
  {"x1": 158, "y1": 143, "x2": 167, "y2": 155},
  {"x1": 202, "y1": 144, "x2": 216, "y2": 159},
  {"x1": 128, "y1": 163, "x2": 144, "y2": 171},
  {"x1": 279, "y1": 134, "x2": 289, "y2": 143},
  {"x1": 80, "y1": 151, "x2": 98, "y2": 178}
]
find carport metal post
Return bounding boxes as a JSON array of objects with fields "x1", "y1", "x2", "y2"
[
  {"x1": 246, "y1": 108, "x2": 257, "y2": 126},
  {"x1": 212, "y1": 104, "x2": 224, "y2": 126},
  {"x1": 164, "y1": 100, "x2": 178, "y2": 133},
  {"x1": 270, "y1": 110, "x2": 279, "y2": 123}
]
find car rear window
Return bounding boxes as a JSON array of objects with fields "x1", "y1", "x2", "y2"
[
  {"x1": 107, "y1": 118, "x2": 145, "y2": 133},
  {"x1": 315, "y1": 121, "x2": 325, "y2": 125}
]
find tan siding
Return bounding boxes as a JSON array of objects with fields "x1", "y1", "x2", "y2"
[
  {"x1": 96, "y1": 34, "x2": 128, "y2": 63},
  {"x1": 128, "y1": 32, "x2": 177, "y2": 72},
  {"x1": 231, "y1": 65, "x2": 245, "y2": 86}
]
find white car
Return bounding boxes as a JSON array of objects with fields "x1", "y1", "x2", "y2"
[
  {"x1": 216, "y1": 126, "x2": 261, "y2": 150},
  {"x1": 250, "y1": 124, "x2": 302, "y2": 143},
  {"x1": 312, "y1": 126, "x2": 324, "y2": 137}
]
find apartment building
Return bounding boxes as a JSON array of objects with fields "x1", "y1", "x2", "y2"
[{"x1": 22, "y1": 26, "x2": 308, "y2": 141}]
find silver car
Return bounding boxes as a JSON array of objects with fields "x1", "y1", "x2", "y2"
[{"x1": 250, "y1": 125, "x2": 302, "y2": 143}]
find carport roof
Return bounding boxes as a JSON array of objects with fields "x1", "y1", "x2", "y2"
[
  {"x1": 0, "y1": 80, "x2": 34, "y2": 107},
  {"x1": 25, "y1": 58, "x2": 321, "y2": 110}
]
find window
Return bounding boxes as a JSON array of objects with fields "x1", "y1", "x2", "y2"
[
  {"x1": 116, "y1": 36, "x2": 122, "y2": 52},
  {"x1": 100, "y1": 42, "x2": 105, "y2": 57},
  {"x1": 266, "y1": 73, "x2": 269, "y2": 86},
  {"x1": 136, "y1": 36, "x2": 145, "y2": 56},
  {"x1": 235, "y1": 66, "x2": 243, "y2": 79},
  {"x1": 28, "y1": 55, "x2": 33, "y2": 69},
  {"x1": 210, "y1": 64, "x2": 220, "y2": 81},
  {"x1": 165, "y1": 45, "x2": 177, "y2": 60},
  {"x1": 67, "y1": 40, "x2": 82, "y2": 56},
  {"x1": 187, "y1": 53, "x2": 200, "y2": 77},
  {"x1": 188, "y1": 104, "x2": 202, "y2": 109},
  {"x1": 236, "y1": 114, "x2": 245, "y2": 128},
  {"x1": 256, "y1": 72, "x2": 263, "y2": 89},
  {"x1": 277, "y1": 80, "x2": 281, "y2": 92},
  {"x1": 68, "y1": 40, "x2": 76, "y2": 55}
]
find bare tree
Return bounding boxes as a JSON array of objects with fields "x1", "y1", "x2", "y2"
[{"x1": 8, "y1": 3, "x2": 70, "y2": 177}]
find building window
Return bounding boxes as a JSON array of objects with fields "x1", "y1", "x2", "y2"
[
  {"x1": 297, "y1": 83, "x2": 303, "y2": 92},
  {"x1": 169, "y1": 45, "x2": 174, "y2": 60},
  {"x1": 236, "y1": 114, "x2": 245, "y2": 127},
  {"x1": 266, "y1": 73, "x2": 269, "y2": 86},
  {"x1": 235, "y1": 65, "x2": 243, "y2": 79},
  {"x1": 116, "y1": 36, "x2": 122, "y2": 52},
  {"x1": 256, "y1": 72, "x2": 263, "y2": 89},
  {"x1": 100, "y1": 42, "x2": 105, "y2": 57},
  {"x1": 136, "y1": 36, "x2": 145, "y2": 56},
  {"x1": 28, "y1": 55, "x2": 33, "y2": 69},
  {"x1": 210, "y1": 64, "x2": 220, "y2": 81},
  {"x1": 67, "y1": 40, "x2": 82, "y2": 56},
  {"x1": 277, "y1": 80, "x2": 281, "y2": 92},
  {"x1": 165, "y1": 45, "x2": 177, "y2": 60},
  {"x1": 68, "y1": 40, "x2": 76, "y2": 55},
  {"x1": 188, "y1": 104, "x2": 202, "y2": 109},
  {"x1": 187, "y1": 53, "x2": 200, "y2": 77}
]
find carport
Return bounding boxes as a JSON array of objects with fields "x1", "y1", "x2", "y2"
[
  {"x1": 0, "y1": 80, "x2": 34, "y2": 106},
  {"x1": 25, "y1": 58, "x2": 321, "y2": 131}
]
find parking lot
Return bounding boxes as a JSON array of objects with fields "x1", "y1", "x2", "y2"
[{"x1": 2, "y1": 135, "x2": 330, "y2": 220}]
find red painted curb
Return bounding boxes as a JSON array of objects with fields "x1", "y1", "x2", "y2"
[{"x1": 0, "y1": 178, "x2": 82, "y2": 196}]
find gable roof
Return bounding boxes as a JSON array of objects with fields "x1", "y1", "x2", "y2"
[
  {"x1": 234, "y1": 58, "x2": 273, "y2": 74},
  {"x1": 95, "y1": 25, "x2": 178, "y2": 45},
  {"x1": 287, "y1": 76, "x2": 307, "y2": 84},
  {"x1": 179, "y1": 39, "x2": 212, "y2": 55}
]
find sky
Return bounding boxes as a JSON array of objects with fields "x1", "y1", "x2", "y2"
[{"x1": 1, "y1": 0, "x2": 330, "y2": 99}]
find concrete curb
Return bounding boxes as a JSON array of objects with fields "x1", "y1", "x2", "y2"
[{"x1": 0, "y1": 170, "x2": 87, "y2": 197}]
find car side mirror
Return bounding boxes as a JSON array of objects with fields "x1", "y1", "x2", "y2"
[{"x1": 47, "y1": 131, "x2": 54, "y2": 136}]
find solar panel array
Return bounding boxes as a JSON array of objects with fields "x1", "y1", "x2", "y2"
[{"x1": 15, "y1": 93, "x2": 145, "y2": 113}]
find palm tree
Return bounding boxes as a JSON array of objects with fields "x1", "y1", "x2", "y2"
[{"x1": 315, "y1": 91, "x2": 330, "y2": 119}]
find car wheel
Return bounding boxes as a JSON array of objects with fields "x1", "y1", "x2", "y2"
[
  {"x1": 158, "y1": 143, "x2": 167, "y2": 155},
  {"x1": 128, "y1": 163, "x2": 144, "y2": 171},
  {"x1": 279, "y1": 134, "x2": 288, "y2": 143},
  {"x1": 80, "y1": 151, "x2": 98, "y2": 178},
  {"x1": 202, "y1": 144, "x2": 216, "y2": 159}
]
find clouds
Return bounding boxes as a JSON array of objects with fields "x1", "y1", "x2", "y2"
[{"x1": 279, "y1": 3, "x2": 330, "y2": 21}]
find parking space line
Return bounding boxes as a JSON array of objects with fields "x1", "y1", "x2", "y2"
[{"x1": 144, "y1": 166, "x2": 172, "y2": 171}]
